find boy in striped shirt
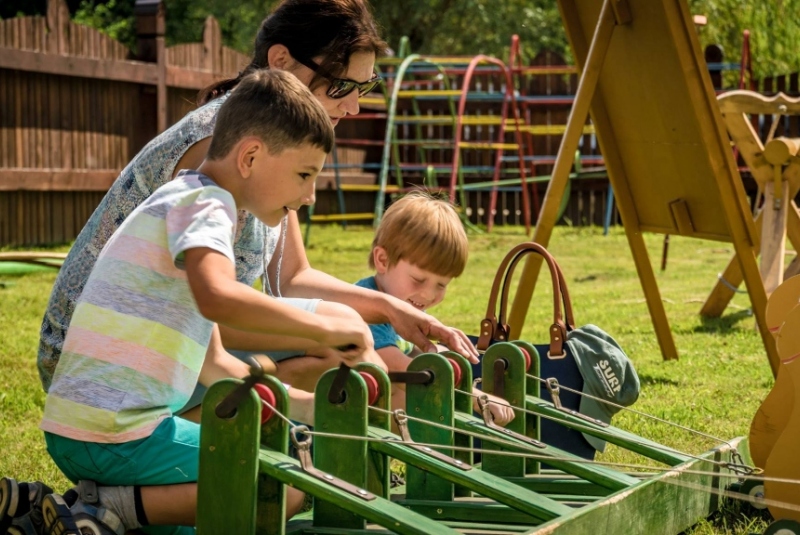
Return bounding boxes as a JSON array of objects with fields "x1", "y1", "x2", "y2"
[{"x1": 36, "y1": 69, "x2": 381, "y2": 535}]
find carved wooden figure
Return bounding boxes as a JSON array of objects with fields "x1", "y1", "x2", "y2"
[
  {"x1": 749, "y1": 275, "x2": 800, "y2": 470},
  {"x1": 764, "y1": 303, "x2": 800, "y2": 523}
]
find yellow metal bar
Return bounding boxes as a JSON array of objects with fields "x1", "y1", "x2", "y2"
[
  {"x1": 518, "y1": 124, "x2": 595, "y2": 135},
  {"x1": 358, "y1": 97, "x2": 385, "y2": 106},
  {"x1": 338, "y1": 185, "x2": 401, "y2": 193},
  {"x1": 514, "y1": 66, "x2": 579, "y2": 75},
  {"x1": 459, "y1": 142, "x2": 520, "y2": 150},
  {"x1": 310, "y1": 213, "x2": 375, "y2": 222},
  {"x1": 397, "y1": 90, "x2": 462, "y2": 98}
]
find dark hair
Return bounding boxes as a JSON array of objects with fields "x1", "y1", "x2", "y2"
[
  {"x1": 198, "y1": 0, "x2": 387, "y2": 105},
  {"x1": 206, "y1": 69, "x2": 334, "y2": 159}
]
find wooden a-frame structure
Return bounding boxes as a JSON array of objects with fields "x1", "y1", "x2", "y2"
[{"x1": 506, "y1": 0, "x2": 779, "y2": 376}]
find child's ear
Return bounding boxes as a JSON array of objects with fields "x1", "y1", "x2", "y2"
[
  {"x1": 373, "y1": 246, "x2": 390, "y2": 274},
  {"x1": 237, "y1": 139, "x2": 262, "y2": 178}
]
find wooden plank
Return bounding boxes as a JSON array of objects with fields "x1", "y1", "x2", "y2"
[
  {"x1": 0, "y1": 47, "x2": 159, "y2": 85},
  {"x1": 197, "y1": 380, "x2": 260, "y2": 535},
  {"x1": 523, "y1": 439, "x2": 743, "y2": 534},
  {"x1": 260, "y1": 449, "x2": 463, "y2": 535},
  {"x1": 0, "y1": 170, "x2": 117, "y2": 191},
  {"x1": 163, "y1": 66, "x2": 224, "y2": 91},
  {"x1": 369, "y1": 426, "x2": 572, "y2": 522},
  {"x1": 454, "y1": 413, "x2": 639, "y2": 491}
]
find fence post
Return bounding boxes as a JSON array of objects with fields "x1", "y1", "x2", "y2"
[
  {"x1": 45, "y1": 0, "x2": 70, "y2": 55},
  {"x1": 135, "y1": 0, "x2": 167, "y2": 134}
]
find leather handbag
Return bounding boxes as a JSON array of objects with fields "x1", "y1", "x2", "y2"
[{"x1": 471, "y1": 241, "x2": 595, "y2": 459}]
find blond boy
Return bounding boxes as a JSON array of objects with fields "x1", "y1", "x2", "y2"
[{"x1": 356, "y1": 191, "x2": 514, "y2": 424}]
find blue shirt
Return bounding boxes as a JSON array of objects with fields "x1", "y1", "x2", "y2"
[{"x1": 355, "y1": 276, "x2": 415, "y2": 354}]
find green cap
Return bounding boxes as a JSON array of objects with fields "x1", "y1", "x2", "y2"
[{"x1": 565, "y1": 325, "x2": 640, "y2": 452}]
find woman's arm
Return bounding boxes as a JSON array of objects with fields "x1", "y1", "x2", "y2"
[
  {"x1": 274, "y1": 212, "x2": 479, "y2": 361},
  {"x1": 172, "y1": 138, "x2": 212, "y2": 178}
]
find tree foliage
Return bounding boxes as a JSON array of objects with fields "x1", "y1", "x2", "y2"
[{"x1": 1, "y1": 0, "x2": 798, "y2": 79}]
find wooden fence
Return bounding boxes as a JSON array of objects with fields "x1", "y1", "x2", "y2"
[
  {"x1": 0, "y1": 0, "x2": 248, "y2": 246},
  {"x1": 1, "y1": 1, "x2": 798, "y2": 245}
]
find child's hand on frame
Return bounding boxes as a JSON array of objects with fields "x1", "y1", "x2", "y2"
[{"x1": 474, "y1": 391, "x2": 515, "y2": 427}]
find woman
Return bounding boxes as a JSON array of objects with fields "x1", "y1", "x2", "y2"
[
  {"x1": 37, "y1": 0, "x2": 478, "y2": 395},
  {"x1": 3, "y1": 1, "x2": 477, "y2": 533}
]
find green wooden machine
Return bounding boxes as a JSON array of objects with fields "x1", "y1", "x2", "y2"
[{"x1": 196, "y1": 343, "x2": 752, "y2": 534}]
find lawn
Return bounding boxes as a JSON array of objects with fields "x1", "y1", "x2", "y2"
[{"x1": 0, "y1": 224, "x2": 774, "y2": 534}]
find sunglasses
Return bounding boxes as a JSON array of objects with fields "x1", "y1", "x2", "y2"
[{"x1": 295, "y1": 57, "x2": 381, "y2": 99}]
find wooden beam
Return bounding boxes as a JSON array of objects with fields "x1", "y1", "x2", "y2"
[
  {"x1": 0, "y1": 169, "x2": 117, "y2": 191},
  {"x1": 0, "y1": 47, "x2": 158, "y2": 85},
  {"x1": 0, "y1": 47, "x2": 226, "y2": 91},
  {"x1": 166, "y1": 66, "x2": 224, "y2": 90}
]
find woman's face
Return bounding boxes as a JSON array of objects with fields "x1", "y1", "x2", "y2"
[{"x1": 291, "y1": 51, "x2": 377, "y2": 127}]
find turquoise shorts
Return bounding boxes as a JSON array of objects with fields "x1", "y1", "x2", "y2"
[{"x1": 45, "y1": 417, "x2": 199, "y2": 535}]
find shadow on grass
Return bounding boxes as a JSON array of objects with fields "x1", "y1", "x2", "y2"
[
  {"x1": 637, "y1": 373, "x2": 680, "y2": 387},
  {"x1": 691, "y1": 309, "x2": 754, "y2": 335},
  {"x1": 637, "y1": 373, "x2": 680, "y2": 386}
]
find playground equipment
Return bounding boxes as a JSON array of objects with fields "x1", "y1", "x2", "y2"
[
  {"x1": 374, "y1": 54, "x2": 531, "y2": 229},
  {"x1": 506, "y1": 0, "x2": 778, "y2": 370},
  {"x1": 743, "y1": 275, "x2": 800, "y2": 533},
  {"x1": 197, "y1": 349, "x2": 752, "y2": 534},
  {"x1": 700, "y1": 92, "x2": 800, "y2": 334}
]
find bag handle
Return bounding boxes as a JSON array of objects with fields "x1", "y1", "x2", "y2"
[{"x1": 477, "y1": 242, "x2": 575, "y2": 356}]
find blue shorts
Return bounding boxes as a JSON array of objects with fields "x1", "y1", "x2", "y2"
[
  {"x1": 178, "y1": 297, "x2": 320, "y2": 414},
  {"x1": 45, "y1": 418, "x2": 199, "y2": 535}
]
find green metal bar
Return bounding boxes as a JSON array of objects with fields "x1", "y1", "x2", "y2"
[{"x1": 376, "y1": 53, "x2": 422, "y2": 225}]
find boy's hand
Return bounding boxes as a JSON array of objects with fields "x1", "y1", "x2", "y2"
[
  {"x1": 315, "y1": 316, "x2": 375, "y2": 355},
  {"x1": 474, "y1": 391, "x2": 515, "y2": 427}
]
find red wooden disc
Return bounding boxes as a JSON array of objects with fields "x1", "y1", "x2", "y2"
[
  {"x1": 519, "y1": 347, "x2": 532, "y2": 371},
  {"x1": 253, "y1": 383, "x2": 276, "y2": 424},
  {"x1": 447, "y1": 358, "x2": 462, "y2": 387},
  {"x1": 360, "y1": 372, "x2": 380, "y2": 405}
]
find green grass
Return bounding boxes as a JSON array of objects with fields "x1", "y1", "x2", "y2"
[{"x1": 0, "y1": 226, "x2": 776, "y2": 533}]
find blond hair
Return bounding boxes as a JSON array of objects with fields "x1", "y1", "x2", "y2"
[{"x1": 370, "y1": 191, "x2": 468, "y2": 277}]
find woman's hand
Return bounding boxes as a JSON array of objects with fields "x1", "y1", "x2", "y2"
[{"x1": 389, "y1": 303, "x2": 479, "y2": 364}]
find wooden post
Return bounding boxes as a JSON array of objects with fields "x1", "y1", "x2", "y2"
[{"x1": 135, "y1": 0, "x2": 166, "y2": 134}]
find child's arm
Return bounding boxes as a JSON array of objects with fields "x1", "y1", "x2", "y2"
[
  {"x1": 199, "y1": 324, "x2": 315, "y2": 424},
  {"x1": 274, "y1": 213, "x2": 479, "y2": 360},
  {"x1": 184, "y1": 247, "x2": 374, "y2": 354}
]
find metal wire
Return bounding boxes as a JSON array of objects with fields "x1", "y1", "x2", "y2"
[
  {"x1": 524, "y1": 373, "x2": 739, "y2": 449},
  {"x1": 454, "y1": 387, "x2": 757, "y2": 476}
]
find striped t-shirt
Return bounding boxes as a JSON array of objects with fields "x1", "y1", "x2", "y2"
[{"x1": 41, "y1": 170, "x2": 237, "y2": 443}]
